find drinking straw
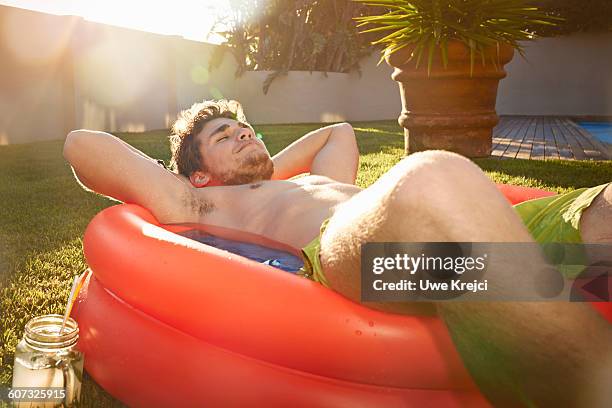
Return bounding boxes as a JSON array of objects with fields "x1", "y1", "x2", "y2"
[{"x1": 60, "y1": 273, "x2": 85, "y2": 334}]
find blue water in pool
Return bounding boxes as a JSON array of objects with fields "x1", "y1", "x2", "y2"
[
  {"x1": 178, "y1": 229, "x2": 304, "y2": 273},
  {"x1": 577, "y1": 122, "x2": 612, "y2": 144}
]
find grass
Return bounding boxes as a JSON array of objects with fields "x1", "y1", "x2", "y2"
[{"x1": 1, "y1": 120, "x2": 611, "y2": 406}]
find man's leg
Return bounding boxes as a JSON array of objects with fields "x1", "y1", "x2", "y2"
[
  {"x1": 319, "y1": 150, "x2": 536, "y2": 309},
  {"x1": 319, "y1": 151, "x2": 611, "y2": 407}
]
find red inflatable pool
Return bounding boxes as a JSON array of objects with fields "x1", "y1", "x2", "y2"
[{"x1": 70, "y1": 184, "x2": 608, "y2": 407}]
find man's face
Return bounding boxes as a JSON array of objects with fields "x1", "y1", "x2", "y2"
[{"x1": 195, "y1": 117, "x2": 273, "y2": 185}]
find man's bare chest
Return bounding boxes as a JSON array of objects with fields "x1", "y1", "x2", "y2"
[{"x1": 190, "y1": 177, "x2": 360, "y2": 232}]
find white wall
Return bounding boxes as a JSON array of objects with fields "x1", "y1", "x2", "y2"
[
  {"x1": 173, "y1": 39, "x2": 238, "y2": 114},
  {"x1": 236, "y1": 71, "x2": 355, "y2": 124},
  {"x1": 497, "y1": 33, "x2": 612, "y2": 116},
  {"x1": 71, "y1": 22, "x2": 176, "y2": 133},
  {"x1": 172, "y1": 44, "x2": 399, "y2": 124},
  {"x1": 0, "y1": 7, "x2": 76, "y2": 145},
  {"x1": 345, "y1": 52, "x2": 401, "y2": 122}
]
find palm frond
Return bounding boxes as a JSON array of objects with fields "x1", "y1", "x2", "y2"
[{"x1": 353, "y1": 0, "x2": 560, "y2": 75}]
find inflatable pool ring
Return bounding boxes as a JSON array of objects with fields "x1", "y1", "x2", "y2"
[{"x1": 71, "y1": 184, "x2": 609, "y2": 407}]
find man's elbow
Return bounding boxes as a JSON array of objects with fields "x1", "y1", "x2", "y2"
[
  {"x1": 63, "y1": 130, "x2": 96, "y2": 163},
  {"x1": 337, "y1": 122, "x2": 353, "y2": 131},
  {"x1": 331, "y1": 122, "x2": 355, "y2": 138},
  {"x1": 63, "y1": 130, "x2": 103, "y2": 192},
  {"x1": 338, "y1": 123, "x2": 358, "y2": 148},
  {"x1": 63, "y1": 130, "x2": 82, "y2": 163}
]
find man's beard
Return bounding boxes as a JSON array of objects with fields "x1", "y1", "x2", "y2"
[{"x1": 211, "y1": 150, "x2": 274, "y2": 185}]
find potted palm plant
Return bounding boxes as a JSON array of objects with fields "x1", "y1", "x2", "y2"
[{"x1": 354, "y1": 0, "x2": 557, "y2": 157}]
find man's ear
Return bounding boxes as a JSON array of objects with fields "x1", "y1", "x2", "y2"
[{"x1": 189, "y1": 171, "x2": 210, "y2": 188}]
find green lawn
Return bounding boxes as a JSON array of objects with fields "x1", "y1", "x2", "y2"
[{"x1": 1, "y1": 120, "x2": 611, "y2": 406}]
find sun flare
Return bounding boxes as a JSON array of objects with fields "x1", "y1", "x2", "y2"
[{"x1": 0, "y1": 0, "x2": 231, "y2": 43}]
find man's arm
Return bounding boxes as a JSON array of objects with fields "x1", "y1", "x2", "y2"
[
  {"x1": 271, "y1": 122, "x2": 359, "y2": 183},
  {"x1": 63, "y1": 130, "x2": 195, "y2": 224}
]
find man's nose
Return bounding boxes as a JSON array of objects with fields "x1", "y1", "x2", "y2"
[{"x1": 237, "y1": 128, "x2": 252, "y2": 140}]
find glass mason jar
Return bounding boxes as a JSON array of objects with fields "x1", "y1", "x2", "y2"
[{"x1": 11, "y1": 314, "x2": 84, "y2": 407}]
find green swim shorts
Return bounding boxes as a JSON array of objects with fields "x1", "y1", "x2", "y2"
[
  {"x1": 299, "y1": 183, "x2": 610, "y2": 285},
  {"x1": 513, "y1": 182, "x2": 609, "y2": 278},
  {"x1": 298, "y1": 219, "x2": 331, "y2": 287}
]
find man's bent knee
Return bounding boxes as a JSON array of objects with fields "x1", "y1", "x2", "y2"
[
  {"x1": 383, "y1": 150, "x2": 530, "y2": 242},
  {"x1": 388, "y1": 150, "x2": 492, "y2": 210}
]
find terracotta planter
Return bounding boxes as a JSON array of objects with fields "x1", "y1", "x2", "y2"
[{"x1": 386, "y1": 41, "x2": 515, "y2": 157}]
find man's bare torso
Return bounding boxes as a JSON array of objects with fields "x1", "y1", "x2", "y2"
[{"x1": 190, "y1": 175, "x2": 362, "y2": 248}]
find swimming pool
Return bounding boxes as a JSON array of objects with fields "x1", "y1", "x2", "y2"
[
  {"x1": 179, "y1": 228, "x2": 304, "y2": 273},
  {"x1": 577, "y1": 121, "x2": 612, "y2": 144}
]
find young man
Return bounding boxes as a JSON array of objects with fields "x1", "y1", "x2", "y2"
[{"x1": 64, "y1": 99, "x2": 611, "y2": 407}]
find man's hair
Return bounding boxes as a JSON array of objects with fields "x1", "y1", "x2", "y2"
[{"x1": 169, "y1": 99, "x2": 248, "y2": 176}]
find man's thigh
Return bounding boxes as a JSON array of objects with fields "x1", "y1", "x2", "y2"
[{"x1": 318, "y1": 151, "x2": 533, "y2": 314}]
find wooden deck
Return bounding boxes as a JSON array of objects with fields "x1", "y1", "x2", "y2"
[{"x1": 491, "y1": 116, "x2": 611, "y2": 160}]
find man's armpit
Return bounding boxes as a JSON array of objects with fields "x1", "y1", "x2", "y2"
[{"x1": 182, "y1": 189, "x2": 216, "y2": 217}]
